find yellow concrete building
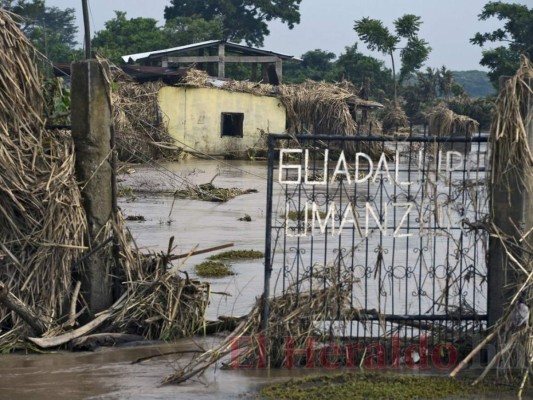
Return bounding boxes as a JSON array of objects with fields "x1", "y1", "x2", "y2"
[{"x1": 158, "y1": 86, "x2": 287, "y2": 157}]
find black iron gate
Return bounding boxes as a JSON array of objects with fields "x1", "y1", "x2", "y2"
[{"x1": 263, "y1": 133, "x2": 489, "y2": 365}]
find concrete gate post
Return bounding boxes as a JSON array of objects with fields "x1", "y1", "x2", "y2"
[
  {"x1": 488, "y1": 77, "x2": 533, "y2": 328},
  {"x1": 71, "y1": 60, "x2": 113, "y2": 314}
]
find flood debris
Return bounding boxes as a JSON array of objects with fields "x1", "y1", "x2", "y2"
[
  {"x1": 110, "y1": 69, "x2": 182, "y2": 162},
  {"x1": 207, "y1": 250, "x2": 263, "y2": 261},
  {"x1": 0, "y1": 10, "x2": 86, "y2": 351},
  {"x1": 161, "y1": 262, "x2": 357, "y2": 384},
  {"x1": 173, "y1": 182, "x2": 258, "y2": 202},
  {"x1": 71, "y1": 333, "x2": 145, "y2": 351},
  {"x1": 450, "y1": 57, "x2": 533, "y2": 398},
  {"x1": 0, "y1": 10, "x2": 210, "y2": 352},
  {"x1": 125, "y1": 215, "x2": 146, "y2": 221},
  {"x1": 427, "y1": 104, "x2": 479, "y2": 137},
  {"x1": 259, "y1": 372, "x2": 515, "y2": 400},
  {"x1": 381, "y1": 102, "x2": 409, "y2": 134},
  {"x1": 169, "y1": 243, "x2": 234, "y2": 260},
  {"x1": 192, "y1": 250, "x2": 263, "y2": 278}
]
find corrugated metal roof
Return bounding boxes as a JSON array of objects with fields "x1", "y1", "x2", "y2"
[{"x1": 121, "y1": 40, "x2": 296, "y2": 63}]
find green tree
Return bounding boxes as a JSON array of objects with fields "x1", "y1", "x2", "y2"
[
  {"x1": 401, "y1": 66, "x2": 465, "y2": 124},
  {"x1": 335, "y1": 44, "x2": 393, "y2": 100},
  {"x1": 163, "y1": 17, "x2": 224, "y2": 45},
  {"x1": 471, "y1": 1, "x2": 533, "y2": 87},
  {"x1": 284, "y1": 49, "x2": 337, "y2": 83},
  {"x1": 2, "y1": 0, "x2": 78, "y2": 63},
  {"x1": 354, "y1": 14, "x2": 431, "y2": 101},
  {"x1": 401, "y1": 68, "x2": 438, "y2": 124},
  {"x1": 415, "y1": 67, "x2": 439, "y2": 102},
  {"x1": 92, "y1": 11, "x2": 169, "y2": 64},
  {"x1": 163, "y1": 0, "x2": 302, "y2": 47},
  {"x1": 93, "y1": 12, "x2": 226, "y2": 64}
]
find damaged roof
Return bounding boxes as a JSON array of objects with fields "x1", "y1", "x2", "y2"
[{"x1": 121, "y1": 40, "x2": 297, "y2": 63}]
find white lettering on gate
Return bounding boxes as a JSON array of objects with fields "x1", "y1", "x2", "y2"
[
  {"x1": 278, "y1": 149, "x2": 465, "y2": 186},
  {"x1": 285, "y1": 201, "x2": 416, "y2": 238},
  {"x1": 279, "y1": 148, "x2": 468, "y2": 239}
]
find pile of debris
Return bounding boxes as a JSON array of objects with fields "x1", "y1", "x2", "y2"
[
  {"x1": 427, "y1": 104, "x2": 479, "y2": 138},
  {"x1": 0, "y1": 9, "x2": 208, "y2": 352},
  {"x1": 110, "y1": 67, "x2": 182, "y2": 162}
]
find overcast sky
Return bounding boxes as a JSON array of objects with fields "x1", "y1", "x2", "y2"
[{"x1": 45, "y1": 0, "x2": 529, "y2": 71}]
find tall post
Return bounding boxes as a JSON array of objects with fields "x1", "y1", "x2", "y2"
[
  {"x1": 488, "y1": 77, "x2": 533, "y2": 328},
  {"x1": 261, "y1": 135, "x2": 275, "y2": 332},
  {"x1": 71, "y1": 60, "x2": 113, "y2": 314},
  {"x1": 81, "y1": 0, "x2": 91, "y2": 59}
]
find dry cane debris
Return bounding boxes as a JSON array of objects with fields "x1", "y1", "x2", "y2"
[
  {"x1": 0, "y1": 10, "x2": 209, "y2": 351},
  {"x1": 450, "y1": 56, "x2": 533, "y2": 398}
]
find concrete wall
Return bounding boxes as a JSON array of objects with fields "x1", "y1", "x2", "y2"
[{"x1": 158, "y1": 86, "x2": 286, "y2": 156}]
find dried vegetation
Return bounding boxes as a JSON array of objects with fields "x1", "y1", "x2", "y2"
[
  {"x1": 180, "y1": 69, "x2": 385, "y2": 157},
  {"x1": 162, "y1": 262, "x2": 357, "y2": 384},
  {"x1": 0, "y1": 10, "x2": 208, "y2": 351},
  {"x1": 0, "y1": 10, "x2": 86, "y2": 349},
  {"x1": 450, "y1": 56, "x2": 533, "y2": 398},
  {"x1": 381, "y1": 102, "x2": 409, "y2": 134},
  {"x1": 110, "y1": 69, "x2": 181, "y2": 162},
  {"x1": 427, "y1": 104, "x2": 479, "y2": 138}
]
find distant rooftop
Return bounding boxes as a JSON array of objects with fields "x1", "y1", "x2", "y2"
[
  {"x1": 121, "y1": 40, "x2": 298, "y2": 84},
  {"x1": 121, "y1": 40, "x2": 297, "y2": 63}
]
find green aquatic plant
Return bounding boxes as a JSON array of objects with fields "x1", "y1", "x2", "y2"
[
  {"x1": 194, "y1": 261, "x2": 235, "y2": 277},
  {"x1": 208, "y1": 250, "x2": 263, "y2": 261}
]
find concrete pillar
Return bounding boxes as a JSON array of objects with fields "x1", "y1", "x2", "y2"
[
  {"x1": 275, "y1": 59, "x2": 282, "y2": 83},
  {"x1": 71, "y1": 60, "x2": 113, "y2": 314},
  {"x1": 218, "y1": 43, "x2": 225, "y2": 78},
  {"x1": 488, "y1": 77, "x2": 533, "y2": 328}
]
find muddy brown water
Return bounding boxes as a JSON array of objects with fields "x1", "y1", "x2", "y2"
[
  {"x1": 119, "y1": 159, "x2": 271, "y2": 320},
  {"x1": 0, "y1": 338, "x2": 320, "y2": 399},
  {"x1": 0, "y1": 159, "x2": 280, "y2": 399},
  {"x1": 0, "y1": 158, "x2": 495, "y2": 399}
]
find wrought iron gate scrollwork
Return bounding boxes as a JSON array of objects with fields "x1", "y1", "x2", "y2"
[{"x1": 263, "y1": 133, "x2": 489, "y2": 352}]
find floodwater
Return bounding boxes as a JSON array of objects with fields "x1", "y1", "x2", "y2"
[
  {"x1": 0, "y1": 156, "x2": 493, "y2": 399},
  {"x1": 119, "y1": 159, "x2": 271, "y2": 320},
  {"x1": 0, "y1": 337, "x2": 319, "y2": 399},
  {"x1": 1, "y1": 159, "x2": 281, "y2": 400}
]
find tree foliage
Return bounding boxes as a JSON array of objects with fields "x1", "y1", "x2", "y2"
[
  {"x1": 284, "y1": 49, "x2": 337, "y2": 83},
  {"x1": 335, "y1": 44, "x2": 393, "y2": 100},
  {"x1": 447, "y1": 96, "x2": 494, "y2": 130},
  {"x1": 354, "y1": 14, "x2": 431, "y2": 101},
  {"x1": 92, "y1": 11, "x2": 227, "y2": 64},
  {"x1": 471, "y1": 1, "x2": 533, "y2": 86},
  {"x1": 91, "y1": 12, "x2": 168, "y2": 64},
  {"x1": 163, "y1": 0, "x2": 302, "y2": 47},
  {"x1": 401, "y1": 67, "x2": 467, "y2": 124},
  {"x1": 1, "y1": 0, "x2": 78, "y2": 62},
  {"x1": 283, "y1": 44, "x2": 393, "y2": 102},
  {"x1": 163, "y1": 17, "x2": 224, "y2": 45}
]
